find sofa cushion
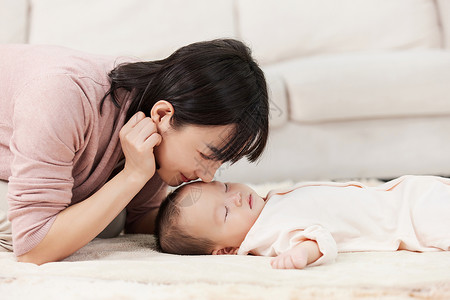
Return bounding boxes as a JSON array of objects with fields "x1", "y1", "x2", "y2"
[
  {"x1": 265, "y1": 50, "x2": 450, "y2": 123},
  {"x1": 217, "y1": 117, "x2": 450, "y2": 182},
  {"x1": 263, "y1": 72, "x2": 289, "y2": 128},
  {"x1": 237, "y1": 0, "x2": 442, "y2": 65},
  {"x1": 437, "y1": 0, "x2": 450, "y2": 49},
  {"x1": 28, "y1": 0, "x2": 236, "y2": 59},
  {"x1": 0, "y1": 0, "x2": 28, "y2": 43}
]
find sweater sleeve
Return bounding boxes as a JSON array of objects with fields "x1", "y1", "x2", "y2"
[{"x1": 8, "y1": 74, "x2": 88, "y2": 256}]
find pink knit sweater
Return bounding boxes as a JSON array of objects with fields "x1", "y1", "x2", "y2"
[{"x1": 0, "y1": 45, "x2": 167, "y2": 256}]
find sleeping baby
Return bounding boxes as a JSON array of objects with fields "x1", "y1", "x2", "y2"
[{"x1": 154, "y1": 175, "x2": 450, "y2": 269}]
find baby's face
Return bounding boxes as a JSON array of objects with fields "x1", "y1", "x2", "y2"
[{"x1": 178, "y1": 181, "x2": 265, "y2": 252}]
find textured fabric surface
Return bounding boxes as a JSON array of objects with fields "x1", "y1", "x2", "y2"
[
  {"x1": 1, "y1": 234, "x2": 449, "y2": 300},
  {"x1": 265, "y1": 51, "x2": 450, "y2": 123},
  {"x1": 0, "y1": 180, "x2": 7, "y2": 211},
  {"x1": 2, "y1": 181, "x2": 449, "y2": 299},
  {"x1": 0, "y1": 180, "x2": 12, "y2": 252},
  {"x1": 237, "y1": 0, "x2": 441, "y2": 65},
  {"x1": 0, "y1": 0, "x2": 28, "y2": 43},
  {"x1": 437, "y1": 0, "x2": 450, "y2": 48},
  {"x1": 216, "y1": 118, "x2": 450, "y2": 183},
  {"x1": 28, "y1": 0, "x2": 236, "y2": 60},
  {"x1": 239, "y1": 176, "x2": 450, "y2": 263},
  {"x1": 262, "y1": 72, "x2": 288, "y2": 128}
]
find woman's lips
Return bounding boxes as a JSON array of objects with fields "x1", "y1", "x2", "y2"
[
  {"x1": 181, "y1": 174, "x2": 191, "y2": 182},
  {"x1": 249, "y1": 194, "x2": 253, "y2": 209}
]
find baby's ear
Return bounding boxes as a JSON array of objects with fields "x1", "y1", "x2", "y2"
[{"x1": 211, "y1": 247, "x2": 239, "y2": 255}]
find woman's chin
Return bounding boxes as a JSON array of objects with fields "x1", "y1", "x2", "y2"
[{"x1": 156, "y1": 170, "x2": 182, "y2": 187}]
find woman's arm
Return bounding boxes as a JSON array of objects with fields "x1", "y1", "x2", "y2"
[
  {"x1": 17, "y1": 169, "x2": 148, "y2": 264},
  {"x1": 270, "y1": 240, "x2": 322, "y2": 269},
  {"x1": 18, "y1": 112, "x2": 161, "y2": 265},
  {"x1": 124, "y1": 174, "x2": 168, "y2": 234}
]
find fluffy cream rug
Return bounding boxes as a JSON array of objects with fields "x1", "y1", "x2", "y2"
[
  {"x1": 1, "y1": 180, "x2": 449, "y2": 299},
  {"x1": 1, "y1": 234, "x2": 450, "y2": 300}
]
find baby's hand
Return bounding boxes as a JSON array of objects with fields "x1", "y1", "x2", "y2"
[
  {"x1": 270, "y1": 246, "x2": 308, "y2": 269},
  {"x1": 270, "y1": 240, "x2": 320, "y2": 269}
]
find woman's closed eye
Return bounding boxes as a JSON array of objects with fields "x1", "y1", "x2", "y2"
[{"x1": 224, "y1": 182, "x2": 228, "y2": 192}]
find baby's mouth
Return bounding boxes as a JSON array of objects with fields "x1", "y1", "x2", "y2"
[{"x1": 249, "y1": 194, "x2": 253, "y2": 209}]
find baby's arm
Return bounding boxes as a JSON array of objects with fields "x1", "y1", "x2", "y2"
[{"x1": 270, "y1": 240, "x2": 321, "y2": 269}]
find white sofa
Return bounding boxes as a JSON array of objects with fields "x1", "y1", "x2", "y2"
[
  {"x1": 2, "y1": 0, "x2": 450, "y2": 183},
  {"x1": 3, "y1": 3, "x2": 450, "y2": 299}
]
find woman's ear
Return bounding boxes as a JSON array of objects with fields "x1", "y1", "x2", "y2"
[
  {"x1": 211, "y1": 247, "x2": 239, "y2": 255},
  {"x1": 150, "y1": 100, "x2": 174, "y2": 133}
]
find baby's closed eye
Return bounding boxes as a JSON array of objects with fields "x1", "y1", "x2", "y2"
[{"x1": 224, "y1": 206, "x2": 229, "y2": 221}]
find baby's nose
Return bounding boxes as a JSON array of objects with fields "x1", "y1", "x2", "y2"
[{"x1": 228, "y1": 192, "x2": 242, "y2": 207}]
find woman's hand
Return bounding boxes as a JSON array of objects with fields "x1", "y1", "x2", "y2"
[{"x1": 119, "y1": 111, "x2": 162, "y2": 182}]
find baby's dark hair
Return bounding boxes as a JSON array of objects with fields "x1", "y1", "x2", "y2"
[{"x1": 155, "y1": 184, "x2": 215, "y2": 255}]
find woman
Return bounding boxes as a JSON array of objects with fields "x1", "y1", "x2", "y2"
[{"x1": 0, "y1": 39, "x2": 269, "y2": 264}]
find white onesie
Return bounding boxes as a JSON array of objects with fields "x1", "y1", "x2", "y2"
[{"x1": 237, "y1": 175, "x2": 450, "y2": 266}]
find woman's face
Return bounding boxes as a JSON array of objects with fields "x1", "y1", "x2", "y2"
[{"x1": 154, "y1": 124, "x2": 234, "y2": 187}]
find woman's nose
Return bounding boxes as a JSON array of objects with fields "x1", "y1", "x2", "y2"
[
  {"x1": 197, "y1": 170, "x2": 214, "y2": 183},
  {"x1": 197, "y1": 161, "x2": 221, "y2": 182},
  {"x1": 227, "y1": 192, "x2": 242, "y2": 207}
]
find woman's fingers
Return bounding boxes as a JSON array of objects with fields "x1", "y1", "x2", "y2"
[
  {"x1": 120, "y1": 112, "x2": 146, "y2": 136},
  {"x1": 143, "y1": 132, "x2": 162, "y2": 149},
  {"x1": 119, "y1": 111, "x2": 162, "y2": 180},
  {"x1": 131, "y1": 118, "x2": 157, "y2": 145},
  {"x1": 121, "y1": 114, "x2": 158, "y2": 146}
]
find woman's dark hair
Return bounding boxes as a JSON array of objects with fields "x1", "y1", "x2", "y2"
[
  {"x1": 101, "y1": 39, "x2": 269, "y2": 163},
  {"x1": 154, "y1": 185, "x2": 216, "y2": 255}
]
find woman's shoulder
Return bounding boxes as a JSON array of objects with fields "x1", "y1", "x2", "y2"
[
  {"x1": 7, "y1": 45, "x2": 130, "y2": 114},
  {"x1": 3, "y1": 44, "x2": 130, "y2": 88}
]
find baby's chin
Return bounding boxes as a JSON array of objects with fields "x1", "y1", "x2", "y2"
[{"x1": 254, "y1": 195, "x2": 267, "y2": 213}]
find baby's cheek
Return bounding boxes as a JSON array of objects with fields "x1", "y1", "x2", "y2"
[{"x1": 243, "y1": 220, "x2": 254, "y2": 234}]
